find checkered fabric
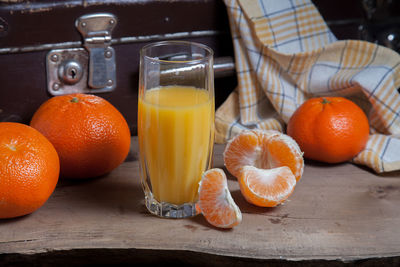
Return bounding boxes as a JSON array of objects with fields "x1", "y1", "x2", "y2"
[{"x1": 216, "y1": 0, "x2": 400, "y2": 173}]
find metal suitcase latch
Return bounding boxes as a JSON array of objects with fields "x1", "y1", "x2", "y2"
[{"x1": 46, "y1": 13, "x2": 117, "y2": 95}]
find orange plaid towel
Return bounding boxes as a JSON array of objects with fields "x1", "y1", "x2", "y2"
[{"x1": 216, "y1": 0, "x2": 400, "y2": 173}]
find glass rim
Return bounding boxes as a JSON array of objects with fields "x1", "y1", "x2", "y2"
[{"x1": 140, "y1": 40, "x2": 214, "y2": 64}]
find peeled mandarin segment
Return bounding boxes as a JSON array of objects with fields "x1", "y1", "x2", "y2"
[
  {"x1": 238, "y1": 166, "x2": 296, "y2": 207},
  {"x1": 223, "y1": 131, "x2": 261, "y2": 178},
  {"x1": 198, "y1": 168, "x2": 242, "y2": 228},
  {"x1": 266, "y1": 134, "x2": 304, "y2": 181}
]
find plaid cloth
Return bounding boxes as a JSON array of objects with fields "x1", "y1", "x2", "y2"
[{"x1": 216, "y1": 0, "x2": 400, "y2": 173}]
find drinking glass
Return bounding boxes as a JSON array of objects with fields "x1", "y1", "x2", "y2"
[{"x1": 138, "y1": 41, "x2": 215, "y2": 218}]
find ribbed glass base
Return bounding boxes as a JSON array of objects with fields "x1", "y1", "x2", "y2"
[{"x1": 144, "y1": 191, "x2": 199, "y2": 218}]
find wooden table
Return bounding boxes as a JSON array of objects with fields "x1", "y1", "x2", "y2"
[{"x1": 1, "y1": 137, "x2": 400, "y2": 266}]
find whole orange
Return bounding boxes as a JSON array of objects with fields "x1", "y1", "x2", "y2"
[
  {"x1": 0, "y1": 122, "x2": 59, "y2": 219},
  {"x1": 30, "y1": 93, "x2": 131, "y2": 179},
  {"x1": 287, "y1": 97, "x2": 369, "y2": 163}
]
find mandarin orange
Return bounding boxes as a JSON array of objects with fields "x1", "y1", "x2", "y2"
[
  {"x1": 287, "y1": 97, "x2": 369, "y2": 163},
  {"x1": 0, "y1": 122, "x2": 59, "y2": 219},
  {"x1": 30, "y1": 93, "x2": 131, "y2": 179},
  {"x1": 223, "y1": 130, "x2": 303, "y2": 207},
  {"x1": 238, "y1": 166, "x2": 296, "y2": 207}
]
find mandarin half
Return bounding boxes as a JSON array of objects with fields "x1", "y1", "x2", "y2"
[
  {"x1": 223, "y1": 130, "x2": 303, "y2": 207},
  {"x1": 224, "y1": 130, "x2": 304, "y2": 181}
]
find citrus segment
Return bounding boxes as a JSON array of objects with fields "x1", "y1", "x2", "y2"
[
  {"x1": 223, "y1": 129, "x2": 303, "y2": 181},
  {"x1": 198, "y1": 168, "x2": 242, "y2": 228},
  {"x1": 238, "y1": 166, "x2": 296, "y2": 207},
  {"x1": 223, "y1": 130, "x2": 275, "y2": 178},
  {"x1": 266, "y1": 133, "x2": 304, "y2": 181}
]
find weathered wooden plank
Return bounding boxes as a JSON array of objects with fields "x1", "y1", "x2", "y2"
[{"x1": 0, "y1": 137, "x2": 399, "y2": 265}]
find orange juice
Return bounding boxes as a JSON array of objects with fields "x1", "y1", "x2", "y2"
[{"x1": 138, "y1": 86, "x2": 214, "y2": 205}]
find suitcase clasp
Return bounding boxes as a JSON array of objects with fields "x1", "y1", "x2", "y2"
[{"x1": 46, "y1": 13, "x2": 117, "y2": 95}]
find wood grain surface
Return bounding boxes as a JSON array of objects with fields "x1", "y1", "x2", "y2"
[{"x1": 1, "y1": 137, "x2": 399, "y2": 266}]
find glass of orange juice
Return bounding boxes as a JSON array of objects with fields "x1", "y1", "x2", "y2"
[{"x1": 138, "y1": 41, "x2": 215, "y2": 218}]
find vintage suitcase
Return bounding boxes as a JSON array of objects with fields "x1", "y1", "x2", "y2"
[
  {"x1": 1, "y1": 0, "x2": 399, "y2": 135},
  {"x1": 0, "y1": 0, "x2": 237, "y2": 135}
]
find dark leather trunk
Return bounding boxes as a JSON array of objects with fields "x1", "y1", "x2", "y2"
[{"x1": 0, "y1": 0, "x2": 236, "y2": 134}]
